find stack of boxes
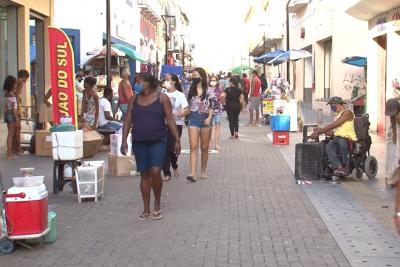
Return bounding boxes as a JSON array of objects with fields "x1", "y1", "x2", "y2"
[
  {"x1": 108, "y1": 134, "x2": 136, "y2": 176},
  {"x1": 271, "y1": 115, "x2": 290, "y2": 145}
]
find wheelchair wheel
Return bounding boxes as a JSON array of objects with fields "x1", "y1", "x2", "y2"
[
  {"x1": 351, "y1": 168, "x2": 363, "y2": 181},
  {"x1": 364, "y1": 156, "x2": 378, "y2": 179}
]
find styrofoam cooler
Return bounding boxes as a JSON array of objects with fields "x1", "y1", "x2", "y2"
[
  {"x1": 5, "y1": 184, "x2": 48, "y2": 236},
  {"x1": 52, "y1": 130, "x2": 83, "y2": 160},
  {"x1": 110, "y1": 133, "x2": 131, "y2": 156}
]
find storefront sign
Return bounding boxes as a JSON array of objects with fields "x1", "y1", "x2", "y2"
[{"x1": 48, "y1": 27, "x2": 77, "y2": 127}]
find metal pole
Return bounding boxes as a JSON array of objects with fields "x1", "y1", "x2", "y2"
[
  {"x1": 106, "y1": 0, "x2": 111, "y2": 89},
  {"x1": 162, "y1": 16, "x2": 168, "y2": 65},
  {"x1": 286, "y1": 0, "x2": 290, "y2": 82},
  {"x1": 263, "y1": 32, "x2": 266, "y2": 75},
  {"x1": 182, "y1": 37, "x2": 185, "y2": 68}
]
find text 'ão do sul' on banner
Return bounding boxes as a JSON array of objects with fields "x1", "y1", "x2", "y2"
[{"x1": 48, "y1": 27, "x2": 77, "y2": 127}]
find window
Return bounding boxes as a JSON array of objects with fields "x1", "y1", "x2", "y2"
[{"x1": 324, "y1": 39, "x2": 332, "y2": 99}]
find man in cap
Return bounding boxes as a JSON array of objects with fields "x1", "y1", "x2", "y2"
[{"x1": 311, "y1": 96, "x2": 357, "y2": 175}]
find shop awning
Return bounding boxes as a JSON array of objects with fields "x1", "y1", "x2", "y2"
[
  {"x1": 111, "y1": 44, "x2": 147, "y2": 63},
  {"x1": 342, "y1": 56, "x2": 367, "y2": 67},
  {"x1": 254, "y1": 49, "x2": 285, "y2": 64},
  {"x1": 268, "y1": 49, "x2": 311, "y2": 66},
  {"x1": 346, "y1": 0, "x2": 400, "y2": 21}
]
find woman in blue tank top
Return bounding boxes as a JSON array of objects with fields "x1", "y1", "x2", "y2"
[{"x1": 121, "y1": 73, "x2": 181, "y2": 220}]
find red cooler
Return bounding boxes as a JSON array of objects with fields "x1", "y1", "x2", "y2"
[{"x1": 5, "y1": 184, "x2": 48, "y2": 236}]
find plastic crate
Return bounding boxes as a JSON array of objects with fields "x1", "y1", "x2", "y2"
[
  {"x1": 271, "y1": 115, "x2": 290, "y2": 131},
  {"x1": 294, "y1": 143, "x2": 324, "y2": 180},
  {"x1": 273, "y1": 131, "x2": 289, "y2": 145},
  {"x1": 76, "y1": 162, "x2": 105, "y2": 202}
]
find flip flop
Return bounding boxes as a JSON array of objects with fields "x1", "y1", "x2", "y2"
[
  {"x1": 138, "y1": 213, "x2": 150, "y2": 221},
  {"x1": 152, "y1": 210, "x2": 163, "y2": 220},
  {"x1": 186, "y1": 176, "x2": 196, "y2": 182}
]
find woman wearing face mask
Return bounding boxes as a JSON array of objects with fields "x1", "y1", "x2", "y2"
[
  {"x1": 186, "y1": 68, "x2": 216, "y2": 182},
  {"x1": 208, "y1": 75, "x2": 223, "y2": 150},
  {"x1": 121, "y1": 73, "x2": 181, "y2": 220},
  {"x1": 162, "y1": 74, "x2": 189, "y2": 181}
]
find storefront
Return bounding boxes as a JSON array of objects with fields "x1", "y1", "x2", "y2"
[
  {"x1": 0, "y1": 0, "x2": 53, "y2": 120},
  {"x1": 347, "y1": 0, "x2": 400, "y2": 136}
]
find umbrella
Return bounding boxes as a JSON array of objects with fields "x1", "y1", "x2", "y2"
[
  {"x1": 342, "y1": 56, "x2": 367, "y2": 67},
  {"x1": 254, "y1": 49, "x2": 285, "y2": 64},
  {"x1": 268, "y1": 49, "x2": 312, "y2": 66},
  {"x1": 231, "y1": 65, "x2": 250, "y2": 75},
  {"x1": 111, "y1": 44, "x2": 146, "y2": 63}
]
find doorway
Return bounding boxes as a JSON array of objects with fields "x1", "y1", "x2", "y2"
[
  {"x1": 29, "y1": 14, "x2": 45, "y2": 116},
  {"x1": 303, "y1": 56, "x2": 313, "y2": 109},
  {"x1": 375, "y1": 35, "x2": 387, "y2": 137}
]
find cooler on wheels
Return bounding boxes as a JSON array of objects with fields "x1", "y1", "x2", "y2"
[{"x1": 0, "y1": 176, "x2": 50, "y2": 254}]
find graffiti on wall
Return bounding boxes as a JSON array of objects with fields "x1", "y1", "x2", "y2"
[{"x1": 342, "y1": 71, "x2": 366, "y2": 99}]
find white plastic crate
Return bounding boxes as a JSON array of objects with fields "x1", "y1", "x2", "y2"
[{"x1": 75, "y1": 161, "x2": 105, "y2": 203}]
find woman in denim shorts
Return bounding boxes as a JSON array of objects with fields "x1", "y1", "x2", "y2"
[
  {"x1": 208, "y1": 75, "x2": 223, "y2": 150},
  {"x1": 186, "y1": 68, "x2": 216, "y2": 182},
  {"x1": 3, "y1": 76, "x2": 19, "y2": 160}
]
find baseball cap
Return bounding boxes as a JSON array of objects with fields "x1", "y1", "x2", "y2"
[
  {"x1": 326, "y1": 96, "x2": 346, "y2": 105},
  {"x1": 385, "y1": 98, "x2": 400, "y2": 116}
]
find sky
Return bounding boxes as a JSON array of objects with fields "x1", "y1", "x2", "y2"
[{"x1": 179, "y1": 0, "x2": 251, "y2": 73}]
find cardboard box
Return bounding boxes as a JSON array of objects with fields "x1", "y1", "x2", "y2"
[
  {"x1": 52, "y1": 130, "x2": 84, "y2": 160},
  {"x1": 83, "y1": 131, "x2": 104, "y2": 158},
  {"x1": 110, "y1": 134, "x2": 132, "y2": 156},
  {"x1": 108, "y1": 154, "x2": 136, "y2": 176},
  {"x1": 35, "y1": 130, "x2": 53, "y2": 157},
  {"x1": 38, "y1": 104, "x2": 53, "y2": 123}
]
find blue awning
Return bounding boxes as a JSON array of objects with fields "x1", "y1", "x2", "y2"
[
  {"x1": 342, "y1": 56, "x2": 367, "y2": 67},
  {"x1": 254, "y1": 49, "x2": 285, "y2": 65}
]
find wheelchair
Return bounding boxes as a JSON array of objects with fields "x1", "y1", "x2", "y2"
[{"x1": 303, "y1": 114, "x2": 378, "y2": 181}]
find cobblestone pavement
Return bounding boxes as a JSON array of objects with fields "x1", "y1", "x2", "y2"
[{"x1": 0, "y1": 114, "x2": 350, "y2": 267}]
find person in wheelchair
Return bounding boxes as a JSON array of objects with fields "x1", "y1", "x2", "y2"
[{"x1": 311, "y1": 96, "x2": 357, "y2": 175}]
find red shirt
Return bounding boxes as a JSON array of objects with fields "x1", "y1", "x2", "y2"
[
  {"x1": 251, "y1": 76, "x2": 261, "y2": 97},
  {"x1": 243, "y1": 78, "x2": 250, "y2": 93},
  {"x1": 118, "y1": 80, "x2": 133, "y2": 104}
]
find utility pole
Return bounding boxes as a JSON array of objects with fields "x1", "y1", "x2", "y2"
[
  {"x1": 263, "y1": 32, "x2": 266, "y2": 75},
  {"x1": 180, "y1": 35, "x2": 185, "y2": 69},
  {"x1": 161, "y1": 14, "x2": 175, "y2": 65},
  {"x1": 106, "y1": 0, "x2": 111, "y2": 90}
]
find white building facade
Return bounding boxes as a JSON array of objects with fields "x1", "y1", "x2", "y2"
[{"x1": 289, "y1": 0, "x2": 368, "y2": 114}]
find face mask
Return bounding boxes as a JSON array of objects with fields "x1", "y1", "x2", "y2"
[
  {"x1": 330, "y1": 105, "x2": 337, "y2": 113},
  {"x1": 192, "y1": 77, "x2": 201, "y2": 84},
  {"x1": 210, "y1": 81, "x2": 217, "y2": 87},
  {"x1": 134, "y1": 83, "x2": 144, "y2": 94}
]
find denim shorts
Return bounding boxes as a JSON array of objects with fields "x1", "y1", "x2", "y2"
[
  {"x1": 212, "y1": 113, "x2": 221, "y2": 125},
  {"x1": 132, "y1": 137, "x2": 167, "y2": 172},
  {"x1": 4, "y1": 110, "x2": 16, "y2": 123},
  {"x1": 188, "y1": 111, "x2": 212, "y2": 128}
]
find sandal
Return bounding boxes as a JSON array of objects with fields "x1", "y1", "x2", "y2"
[
  {"x1": 138, "y1": 213, "x2": 150, "y2": 221},
  {"x1": 163, "y1": 176, "x2": 171, "y2": 181},
  {"x1": 186, "y1": 176, "x2": 196, "y2": 182},
  {"x1": 152, "y1": 210, "x2": 163, "y2": 220}
]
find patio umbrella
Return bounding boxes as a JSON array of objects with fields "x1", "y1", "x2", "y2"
[
  {"x1": 254, "y1": 49, "x2": 285, "y2": 64},
  {"x1": 268, "y1": 49, "x2": 312, "y2": 66},
  {"x1": 111, "y1": 44, "x2": 146, "y2": 63},
  {"x1": 231, "y1": 65, "x2": 250, "y2": 75},
  {"x1": 342, "y1": 56, "x2": 367, "y2": 67}
]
